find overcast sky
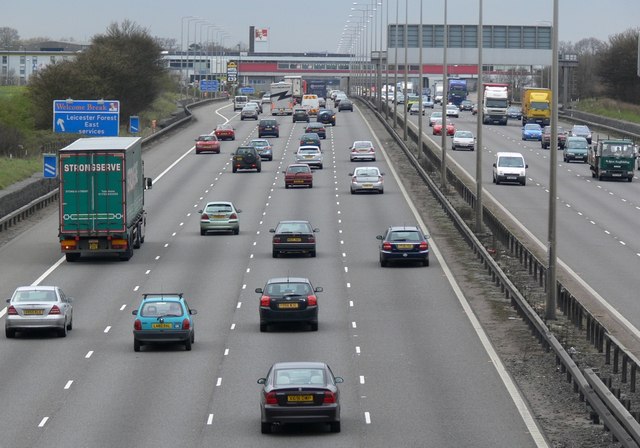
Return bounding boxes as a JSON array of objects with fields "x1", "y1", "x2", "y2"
[{"x1": 7, "y1": 0, "x2": 640, "y2": 52}]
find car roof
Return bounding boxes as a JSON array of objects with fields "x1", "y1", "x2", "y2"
[
  {"x1": 204, "y1": 201, "x2": 234, "y2": 206},
  {"x1": 388, "y1": 225, "x2": 421, "y2": 232},
  {"x1": 287, "y1": 163, "x2": 311, "y2": 168},
  {"x1": 271, "y1": 361, "x2": 328, "y2": 370},
  {"x1": 277, "y1": 220, "x2": 311, "y2": 225},
  {"x1": 298, "y1": 145, "x2": 320, "y2": 151},
  {"x1": 496, "y1": 151, "x2": 524, "y2": 157},
  {"x1": 14, "y1": 286, "x2": 56, "y2": 292},
  {"x1": 566, "y1": 136, "x2": 588, "y2": 142},
  {"x1": 142, "y1": 293, "x2": 184, "y2": 301},
  {"x1": 265, "y1": 277, "x2": 311, "y2": 284}
]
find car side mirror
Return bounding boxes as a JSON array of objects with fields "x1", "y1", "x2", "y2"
[
  {"x1": 348, "y1": 173, "x2": 353, "y2": 176},
  {"x1": 6, "y1": 298, "x2": 11, "y2": 303},
  {"x1": 236, "y1": 209, "x2": 242, "y2": 213},
  {"x1": 145, "y1": 178, "x2": 153, "y2": 190},
  {"x1": 257, "y1": 378, "x2": 266, "y2": 384},
  {"x1": 492, "y1": 163, "x2": 497, "y2": 168},
  {"x1": 376, "y1": 235, "x2": 383, "y2": 240},
  {"x1": 315, "y1": 287, "x2": 324, "y2": 293},
  {"x1": 255, "y1": 288, "x2": 264, "y2": 294},
  {"x1": 190, "y1": 309, "x2": 198, "y2": 315},
  {"x1": 269, "y1": 229, "x2": 275, "y2": 233},
  {"x1": 525, "y1": 164, "x2": 529, "y2": 168},
  {"x1": 67, "y1": 297, "x2": 74, "y2": 303},
  {"x1": 313, "y1": 228, "x2": 319, "y2": 233},
  {"x1": 334, "y1": 377, "x2": 344, "y2": 384},
  {"x1": 198, "y1": 210, "x2": 203, "y2": 214},
  {"x1": 132, "y1": 310, "x2": 138, "y2": 315}
]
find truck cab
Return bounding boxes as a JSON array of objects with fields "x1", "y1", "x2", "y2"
[{"x1": 588, "y1": 139, "x2": 635, "y2": 182}]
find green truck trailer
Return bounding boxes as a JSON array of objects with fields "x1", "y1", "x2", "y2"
[
  {"x1": 588, "y1": 139, "x2": 636, "y2": 182},
  {"x1": 58, "y1": 137, "x2": 152, "y2": 261}
]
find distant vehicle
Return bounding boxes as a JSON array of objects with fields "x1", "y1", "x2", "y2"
[
  {"x1": 258, "y1": 119, "x2": 279, "y2": 138},
  {"x1": 301, "y1": 94, "x2": 320, "y2": 116},
  {"x1": 299, "y1": 133, "x2": 322, "y2": 150},
  {"x1": 295, "y1": 145, "x2": 323, "y2": 169},
  {"x1": 541, "y1": 126, "x2": 568, "y2": 149},
  {"x1": 248, "y1": 138, "x2": 273, "y2": 161},
  {"x1": 447, "y1": 79, "x2": 468, "y2": 106},
  {"x1": 482, "y1": 83, "x2": 509, "y2": 125},
  {"x1": 215, "y1": 124, "x2": 236, "y2": 140},
  {"x1": 246, "y1": 101, "x2": 263, "y2": 114},
  {"x1": 270, "y1": 220, "x2": 319, "y2": 258},
  {"x1": 241, "y1": 105, "x2": 259, "y2": 120},
  {"x1": 255, "y1": 278, "x2": 322, "y2": 332},
  {"x1": 445, "y1": 104, "x2": 460, "y2": 117},
  {"x1": 232, "y1": 146, "x2": 262, "y2": 173},
  {"x1": 452, "y1": 130, "x2": 475, "y2": 151},
  {"x1": 257, "y1": 361, "x2": 343, "y2": 433},
  {"x1": 460, "y1": 99, "x2": 474, "y2": 111},
  {"x1": 521, "y1": 123, "x2": 543, "y2": 141},
  {"x1": 270, "y1": 81, "x2": 294, "y2": 115},
  {"x1": 432, "y1": 120, "x2": 455, "y2": 136},
  {"x1": 588, "y1": 139, "x2": 635, "y2": 181},
  {"x1": 334, "y1": 93, "x2": 348, "y2": 107},
  {"x1": 132, "y1": 293, "x2": 197, "y2": 352},
  {"x1": 522, "y1": 87, "x2": 551, "y2": 126},
  {"x1": 283, "y1": 163, "x2": 313, "y2": 188},
  {"x1": 493, "y1": 152, "x2": 527, "y2": 185},
  {"x1": 570, "y1": 124, "x2": 592, "y2": 144},
  {"x1": 195, "y1": 134, "x2": 221, "y2": 154},
  {"x1": 317, "y1": 109, "x2": 336, "y2": 126},
  {"x1": 507, "y1": 106, "x2": 522, "y2": 120},
  {"x1": 349, "y1": 166, "x2": 384, "y2": 194},
  {"x1": 261, "y1": 93, "x2": 271, "y2": 104},
  {"x1": 198, "y1": 201, "x2": 241, "y2": 235},
  {"x1": 428, "y1": 111, "x2": 442, "y2": 127},
  {"x1": 433, "y1": 82, "x2": 444, "y2": 104},
  {"x1": 376, "y1": 226, "x2": 430, "y2": 267},
  {"x1": 5, "y1": 286, "x2": 74, "y2": 338},
  {"x1": 409, "y1": 102, "x2": 425, "y2": 115},
  {"x1": 292, "y1": 108, "x2": 310, "y2": 123},
  {"x1": 338, "y1": 99, "x2": 353, "y2": 111},
  {"x1": 305, "y1": 122, "x2": 327, "y2": 139},
  {"x1": 349, "y1": 140, "x2": 376, "y2": 161},
  {"x1": 234, "y1": 95, "x2": 248, "y2": 111},
  {"x1": 563, "y1": 137, "x2": 589, "y2": 163}
]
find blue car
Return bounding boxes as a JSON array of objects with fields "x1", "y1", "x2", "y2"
[
  {"x1": 132, "y1": 293, "x2": 197, "y2": 352},
  {"x1": 522, "y1": 123, "x2": 542, "y2": 141}
]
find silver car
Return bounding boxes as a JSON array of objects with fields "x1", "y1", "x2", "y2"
[
  {"x1": 429, "y1": 111, "x2": 443, "y2": 127},
  {"x1": 5, "y1": 286, "x2": 74, "y2": 338},
  {"x1": 241, "y1": 105, "x2": 259, "y2": 120},
  {"x1": 349, "y1": 140, "x2": 376, "y2": 162},
  {"x1": 452, "y1": 130, "x2": 475, "y2": 151},
  {"x1": 295, "y1": 145, "x2": 323, "y2": 169},
  {"x1": 349, "y1": 166, "x2": 384, "y2": 194},
  {"x1": 199, "y1": 201, "x2": 241, "y2": 235}
]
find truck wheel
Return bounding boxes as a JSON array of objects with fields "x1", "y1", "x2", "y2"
[
  {"x1": 133, "y1": 224, "x2": 142, "y2": 249},
  {"x1": 119, "y1": 244, "x2": 133, "y2": 261},
  {"x1": 65, "y1": 253, "x2": 80, "y2": 262}
]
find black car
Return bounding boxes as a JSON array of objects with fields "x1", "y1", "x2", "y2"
[
  {"x1": 292, "y1": 109, "x2": 310, "y2": 123},
  {"x1": 305, "y1": 122, "x2": 327, "y2": 139},
  {"x1": 270, "y1": 220, "x2": 318, "y2": 257},
  {"x1": 570, "y1": 124, "x2": 592, "y2": 144},
  {"x1": 317, "y1": 109, "x2": 336, "y2": 126},
  {"x1": 257, "y1": 361, "x2": 343, "y2": 433},
  {"x1": 258, "y1": 119, "x2": 279, "y2": 138},
  {"x1": 338, "y1": 99, "x2": 353, "y2": 112},
  {"x1": 376, "y1": 226, "x2": 429, "y2": 267},
  {"x1": 507, "y1": 106, "x2": 523, "y2": 120},
  {"x1": 299, "y1": 132, "x2": 322, "y2": 150},
  {"x1": 232, "y1": 146, "x2": 262, "y2": 173},
  {"x1": 255, "y1": 277, "x2": 322, "y2": 332},
  {"x1": 460, "y1": 99, "x2": 474, "y2": 111}
]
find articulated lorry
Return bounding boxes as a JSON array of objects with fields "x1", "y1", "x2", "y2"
[
  {"x1": 270, "y1": 81, "x2": 294, "y2": 115},
  {"x1": 433, "y1": 82, "x2": 444, "y2": 104},
  {"x1": 521, "y1": 87, "x2": 551, "y2": 126},
  {"x1": 482, "y1": 83, "x2": 509, "y2": 125},
  {"x1": 588, "y1": 139, "x2": 636, "y2": 182},
  {"x1": 447, "y1": 79, "x2": 468, "y2": 106},
  {"x1": 58, "y1": 137, "x2": 152, "y2": 262}
]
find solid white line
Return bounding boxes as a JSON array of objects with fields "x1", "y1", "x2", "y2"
[
  {"x1": 207, "y1": 414, "x2": 214, "y2": 425},
  {"x1": 0, "y1": 307, "x2": 6, "y2": 319},
  {"x1": 365, "y1": 110, "x2": 549, "y2": 448},
  {"x1": 38, "y1": 417, "x2": 49, "y2": 428},
  {"x1": 64, "y1": 380, "x2": 73, "y2": 390},
  {"x1": 31, "y1": 256, "x2": 65, "y2": 286}
]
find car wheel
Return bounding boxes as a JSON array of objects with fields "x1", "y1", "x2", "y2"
[
  {"x1": 257, "y1": 166, "x2": 262, "y2": 173},
  {"x1": 200, "y1": 229, "x2": 206, "y2": 236},
  {"x1": 423, "y1": 258, "x2": 429, "y2": 267},
  {"x1": 308, "y1": 183, "x2": 313, "y2": 188},
  {"x1": 380, "y1": 257, "x2": 388, "y2": 267},
  {"x1": 261, "y1": 422, "x2": 272, "y2": 434},
  {"x1": 65, "y1": 253, "x2": 80, "y2": 262},
  {"x1": 232, "y1": 167, "x2": 237, "y2": 173},
  {"x1": 260, "y1": 323, "x2": 268, "y2": 333},
  {"x1": 191, "y1": 332, "x2": 195, "y2": 343},
  {"x1": 185, "y1": 337, "x2": 192, "y2": 351},
  {"x1": 310, "y1": 321, "x2": 318, "y2": 331},
  {"x1": 58, "y1": 324, "x2": 67, "y2": 338},
  {"x1": 233, "y1": 228, "x2": 239, "y2": 235},
  {"x1": 67, "y1": 316, "x2": 73, "y2": 331},
  {"x1": 329, "y1": 422, "x2": 341, "y2": 433},
  {"x1": 310, "y1": 250, "x2": 316, "y2": 258},
  {"x1": 269, "y1": 156, "x2": 273, "y2": 161},
  {"x1": 379, "y1": 188, "x2": 384, "y2": 194},
  {"x1": 134, "y1": 340, "x2": 141, "y2": 352},
  {"x1": 350, "y1": 189, "x2": 355, "y2": 194},
  {"x1": 285, "y1": 183, "x2": 290, "y2": 189},
  {"x1": 319, "y1": 164, "x2": 323, "y2": 169},
  {"x1": 521, "y1": 179, "x2": 526, "y2": 186},
  {"x1": 272, "y1": 250, "x2": 278, "y2": 258},
  {"x1": 5, "y1": 328, "x2": 16, "y2": 338}
]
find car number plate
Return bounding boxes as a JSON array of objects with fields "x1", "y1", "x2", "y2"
[
  {"x1": 305, "y1": 155, "x2": 313, "y2": 159},
  {"x1": 506, "y1": 176, "x2": 517, "y2": 180},
  {"x1": 89, "y1": 240, "x2": 99, "y2": 250},
  {"x1": 396, "y1": 244, "x2": 413, "y2": 250},
  {"x1": 294, "y1": 179, "x2": 305, "y2": 183},
  {"x1": 23, "y1": 309, "x2": 44, "y2": 315},
  {"x1": 287, "y1": 394, "x2": 313, "y2": 402},
  {"x1": 363, "y1": 184, "x2": 373, "y2": 188},
  {"x1": 278, "y1": 302, "x2": 299, "y2": 309},
  {"x1": 612, "y1": 173, "x2": 621, "y2": 177},
  {"x1": 287, "y1": 237, "x2": 302, "y2": 242},
  {"x1": 213, "y1": 214, "x2": 225, "y2": 219},
  {"x1": 152, "y1": 323, "x2": 173, "y2": 329}
]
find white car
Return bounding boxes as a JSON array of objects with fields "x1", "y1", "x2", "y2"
[
  {"x1": 452, "y1": 130, "x2": 475, "y2": 151},
  {"x1": 295, "y1": 145, "x2": 323, "y2": 169},
  {"x1": 349, "y1": 140, "x2": 376, "y2": 162},
  {"x1": 429, "y1": 111, "x2": 443, "y2": 127},
  {"x1": 349, "y1": 166, "x2": 384, "y2": 194},
  {"x1": 445, "y1": 105, "x2": 460, "y2": 117},
  {"x1": 493, "y1": 152, "x2": 527, "y2": 186}
]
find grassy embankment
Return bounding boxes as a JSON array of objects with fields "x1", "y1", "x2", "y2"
[
  {"x1": 0, "y1": 86, "x2": 179, "y2": 190},
  {"x1": 574, "y1": 98, "x2": 640, "y2": 123}
]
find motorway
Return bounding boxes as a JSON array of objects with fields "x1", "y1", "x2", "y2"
[
  {"x1": 0, "y1": 101, "x2": 545, "y2": 447},
  {"x1": 401, "y1": 105, "x2": 640, "y2": 342}
]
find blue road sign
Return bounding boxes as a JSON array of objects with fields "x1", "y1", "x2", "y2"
[
  {"x1": 240, "y1": 87, "x2": 255, "y2": 94},
  {"x1": 200, "y1": 80, "x2": 219, "y2": 92},
  {"x1": 53, "y1": 99, "x2": 120, "y2": 136},
  {"x1": 129, "y1": 116, "x2": 140, "y2": 134},
  {"x1": 43, "y1": 154, "x2": 57, "y2": 178}
]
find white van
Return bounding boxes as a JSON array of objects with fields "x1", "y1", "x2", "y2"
[
  {"x1": 492, "y1": 152, "x2": 528, "y2": 185},
  {"x1": 301, "y1": 94, "x2": 320, "y2": 116},
  {"x1": 234, "y1": 95, "x2": 248, "y2": 111}
]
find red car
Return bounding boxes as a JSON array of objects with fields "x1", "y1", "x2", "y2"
[
  {"x1": 195, "y1": 134, "x2": 221, "y2": 154},
  {"x1": 215, "y1": 124, "x2": 235, "y2": 141},
  {"x1": 283, "y1": 163, "x2": 313, "y2": 188},
  {"x1": 432, "y1": 120, "x2": 455, "y2": 136}
]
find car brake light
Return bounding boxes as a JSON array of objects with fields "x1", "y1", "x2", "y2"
[
  {"x1": 369, "y1": 148, "x2": 375, "y2": 153},
  {"x1": 378, "y1": 176, "x2": 384, "y2": 183},
  {"x1": 307, "y1": 295, "x2": 317, "y2": 306},
  {"x1": 134, "y1": 319, "x2": 142, "y2": 330},
  {"x1": 7, "y1": 305, "x2": 17, "y2": 315},
  {"x1": 265, "y1": 392, "x2": 278, "y2": 405},
  {"x1": 229, "y1": 213, "x2": 238, "y2": 219},
  {"x1": 49, "y1": 305, "x2": 61, "y2": 315},
  {"x1": 351, "y1": 176, "x2": 358, "y2": 184},
  {"x1": 323, "y1": 392, "x2": 336, "y2": 403},
  {"x1": 273, "y1": 237, "x2": 281, "y2": 243},
  {"x1": 201, "y1": 213, "x2": 209, "y2": 220},
  {"x1": 260, "y1": 295, "x2": 271, "y2": 307},
  {"x1": 419, "y1": 241, "x2": 428, "y2": 250},
  {"x1": 182, "y1": 318, "x2": 190, "y2": 330},
  {"x1": 382, "y1": 242, "x2": 392, "y2": 251},
  {"x1": 308, "y1": 236, "x2": 315, "y2": 243}
]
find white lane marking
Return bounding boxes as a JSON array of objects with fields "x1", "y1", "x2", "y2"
[
  {"x1": 367, "y1": 111, "x2": 550, "y2": 448},
  {"x1": 145, "y1": 270, "x2": 151, "y2": 275},
  {"x1": 236, "y1": 302, "x2": 242, "y2": 309},
  {"x1": 85, "y1": 351, "x2": 93, "y2": 359},
  {"x1": 120, "y1": 305, "x2": 127, "y2": 311},
  {"x1": 155, "y1": 256, "x2": 160, "y2": 260},
  {"x1": 352, "y1": 322, "x2": 357, "y2": 329},
  {"x1": 230, "y1": 323, "x2": 236, "y2": 330},
  {"x1": 216, "y1": 378, "x2": 222, "y2": 387},
  {"x1": 242, "y1": 284, "x2": 247, "y2": 290},
  {"x1": 0, "y1": 307, "x2": 6, "y2": 318},
  {"x1": 364, "y1": 412, "x2": 371, "y2": 424},
  {"x1": 620, "y1": 241, "x2": 626, "y2": 246},
  {"x1": 360, "y1": 375, "x2": 365, "y2": 384},
  {"x1": 355, "y1": 346, "x2": 361, "y2": 354},
  {"x1": 104, "y1": 326, "x2": 111, "y2": 333},
  {"x1": 349, "y1": 300, "x2": 354, "y2": 307},
  {"x1": 38, "y1": 417, "x2": 49, "y2": 428},
  {"x1": 246, "y1": 268, "x2": 250, "y2": 273},
  {"x1": 224, "y1": 348, "x2": 229, "y2": 356},
  {"x1": 172, "y1": 232, "x2": 177, "y2": 236},
  {"x1": 164, "y1": 243, "x2": 169, "y2": 248},
  {"x1": 64, "y1": 380, "x2": 73, "y2": 390},
  {"x1": 344, "y1": 267, "x2": 348, "y2": 273},
  {"x1": 346, "y1": 283, "x2": 351, "y2": 288},
  {"x1": 31, "y1": 256, "x2": 65, "y2": 286},
  {"x1": 134, "y1": 285, "x2": 140, "y2": 291},
  {"x1": 207, "y1": 414, "x2": 214, "y2": 425},
  {"x1": 179, "y1": 222, "x2": 184, "y2": 227},
  {"x1": 250, "y1": 254, "x2": 254, "y2": 259}
]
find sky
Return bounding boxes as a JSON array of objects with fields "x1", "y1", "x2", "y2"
[{"x1": 6, "y1": 0, "x2": 640, "y2": 53}]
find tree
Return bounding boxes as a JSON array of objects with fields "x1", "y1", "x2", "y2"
[
  {"x1": 573, "y1": 38, "x2": 606, "y2": 99},
  {"x1": 0, "y1": 27, "x2": 19, "y2": 49},
  {"x1": 597, "y1": 28, "x2": 640, "y2": 103},
  {"x1": 27, "y1": 20, "x2": 168, "y2": 129}
]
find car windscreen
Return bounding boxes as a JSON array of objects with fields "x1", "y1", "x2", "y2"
[
  {"x1": 13, "y1": 290, "x2": 56, "y2": 302},
  {"x1": 499, "y1": 156, "x2": 525, "y2": 167},
  {"x1": 141, "y1": 301, "x2": 183, "y2": 317},
  {"x1": 388, "y1": 231, "x2": 422, "y2": 242},
  {"x1": 455, "y1": 132, "x2": 473, "y2": 138},
  {"x1": 277, "y1": 223, "x2": 311, "y2": 233},
  {"x1": 275, "y1": 368, "x2": 325, "y2": 386},
  {"x1": 266, "y1": 283, "x2": 312, "y2": 296},
  {"x1": 205, "y1": 204, "x2": 232, "y2": 213},
  {"x1": 288, "y1": 166, "x2": 310, "y2": 173},
  {"x1": 354, "y1": 169, "x2": 380, "y2": 177}
]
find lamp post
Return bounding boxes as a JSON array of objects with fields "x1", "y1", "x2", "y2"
[
  {"x1": 417, "y1": 0, "x2": 423, "y2": 161},
  {"x1": 440, "y1": 0, "x2": 448, "y2": 190},
  {"x1": 393, "y1": 0, "x2": 399, "y2": 128},
  {"x1": 181, "y1": 16, "x2": 197, "y2": 99},
  {"x1": 475, "y1": 0, "x2": 484, "y2": 233},
  {"x1": 384, "y1": 0, "x2": 390, "y2": 119},
  {"x1": 402, "y1": 0, "x2": 408, "y2": 141}
]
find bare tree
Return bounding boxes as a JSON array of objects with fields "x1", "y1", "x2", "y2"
[{"x1": 0, "y1": 27, "x2": 20, "y2": 49}]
